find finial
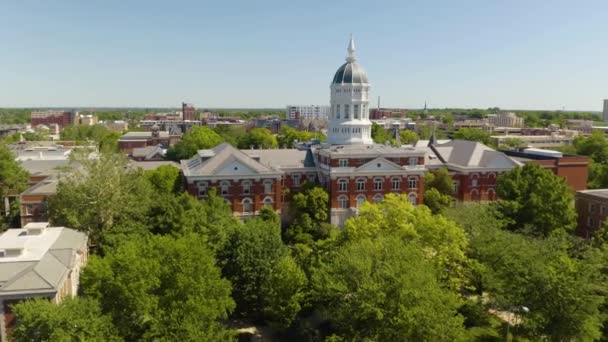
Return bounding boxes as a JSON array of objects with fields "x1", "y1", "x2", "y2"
[{"x1": 346, "y1": 34, "x2": 356, "y2": 62}]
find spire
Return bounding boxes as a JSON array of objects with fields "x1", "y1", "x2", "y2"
[{"x1": 346, "y1": 34, "x2": 356, "y2": 62}]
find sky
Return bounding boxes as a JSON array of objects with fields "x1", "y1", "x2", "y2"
[{"x1": 1, "y1": 0, "x2": 607, "y2": 110}]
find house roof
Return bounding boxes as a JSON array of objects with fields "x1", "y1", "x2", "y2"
[
  {"x1": 242, "y1": 149, "x2": 314, "y2": 169},
  {"x1": 132, "y1": 145, "x2": 165, "y2": 159},
  {"x1": 431, "y1": 140, "x2": 521, "y2": 170},
  {"x1": 128, "y1": 160, "x2": 181, "y2": 171},
  {"x1": 0, "y1": 227, "x2": 87, "y2": 297}
]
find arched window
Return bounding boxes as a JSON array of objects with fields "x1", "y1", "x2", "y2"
[
  {"x1": 408, "y1": 192, "x2": 417, "y2": 206},
  {"x1": 242, "y1": 180, "x2": 251, "y2": 195},
  {"x1": 220, "y1": 181, "x2": 230, "y2": 196},
  {"x1": 471, "y1": 189, "x2": 480, "y2": 201},
  {"x1": 471, "y1": 174, "x2": 479, "y2": 188},
  {"x1": 488, "y1": 173, "x2": 497, "y2": 184},
  {"x1": 374, "y1": 178, "x2": 383, "y2": 191},
  {"x1": 338, "y1": 178, "x2": 348, "y2": 192},
  {"x1": 242, "y1": 198, "x2": 253, "y2": 213},
  {"x1": 356, "y1": 178, "x2": 366, "y2": 191},
  {"x1": 292, "y1": 174, "x2": 301, "y2": 187},
  {"x1": 264, "y1": 180, "x2": 273, "y2": 194},
  {"x1": 373, "y1": 194, "x2": 383, "y2": 204},
  {"x1": 263, "y1": 197, "x2": 273, "y2": 207},
  {"x1": 408, "y1": 177, "x2": 418, "y2": 189},
  {"x1": 391, "y1": 177, "x2": 401, "y2": 190},
  {"x1": 356, "y1": 195, "x2": 366, "y2": 208},
  {"x1": 487, "y1": 188, "x2": 496, "y2": 201},
  {"x1": 338, "y1": 195, "x2": 349, "y2": 209}
]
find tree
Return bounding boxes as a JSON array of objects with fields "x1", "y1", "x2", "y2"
[
  {"x1": 145, "y1": 164, "x2": 181, "y2": 194},
  {"x1": 277, "y1": 126, "x2": 317, "y2": 148},
  {"x1": 574, "y1": 131, "x2": 608, "y2": 163},
  {"x1": 399, "y1": 129, "x2": 419, "y2": 144},
  {"x1": 0, "y1": 143, "x2": 28, "y2": 229},
  {"x1": 371, "y1": 122, "x2": 392, "y2": 144},
  {"x1": 238, "y1": 128, "x2": 278, "y2": 149},
  {"x1": 499, "y1": 137, "x2": 526, "y2": 149},
  {"x1": 311, "y1": 236, "x2": 467, "y2": 341},
  {"x1": 496, "y1": 163, "x2": 576, "y2": 236},
  {"x1": 80, "y1": 234, "x2": 235, "y2": 341},
  {"x1": 213, "y1": 124, "x2": 247, "y2": 146},
  {"x1": 166, "y1": 126, "x2": 224, "y2": 161},
  {"x1": 423, "y1": 167, "x2": 454, "y2": 214},
  {"x1": 60, "y1": 125, "x2": 121, "y2": 152},
  {"x1": 453, "y1": 128, "x2": 494, "y2": 147},
  {"x1": 11, "y1": 298, "x2": 120, "y2": 342},
  {"x1": 47, "y1": 153, "x2": 153, "y2": 249},
  {"x1": 343, "y1": 193, "x2": 469, "y2": 291},
  {"x1": 285, "y1": 183, "x2": 333, "y2": 244},
  {"x1": 219, "y1": 218, "x2": 306, "y2": 329}
]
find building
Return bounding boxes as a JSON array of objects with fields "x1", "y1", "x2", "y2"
[
  {"x1": 131, "y1": 146, "x2": 165, "y2": 161},
  {"x1": 492, "y1": 134, "x2": 576, "y2": 148},
  {"x1": 286, "y1": 105, "x2": 330, "y2": 121},
  {"x1": 369, "y1": 108, "x2": 408, "y2": 120},
  {"x1": 604, "y1": 99, "x2": 608, "y2": 122},
  {"x1": 181, "y1": 37, "x2": 522, "y2": 225},
  {"x1": 0, "y1": 223, "x2": 88, "y2": 341},
  {"x1": 118, "y1": 126, "x2": 180, "y2": 153},
  {"x1": 487, "y1": 112, "x2": 524, "y2": 128},
  {"x1": 30, "y1": 110, "x2": 77, "y2": 129},
  {"x1": 576, "y1": 190, "x2": 608, "y2": 238},
  {"x1": 182, "y1": 102, "x2": 196, "y2": 121},
  {"x1": 503, "y1": 148, "x2": 589, "y2": 192},
  {"x1": 104, "y1": 120, "x2": 129, "y2": 132}
]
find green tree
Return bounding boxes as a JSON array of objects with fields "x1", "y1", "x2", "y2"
[
  {"x1": 166, "y1": 126, "x2": 224, "y2": 161},
  {"x1": 423, "y1": 167, "x2": 454, "y2": 214},
  {"x1": 574, "y1": 131, "x2": 608, "y2": 163},
  {"x1": 399, "y1": 129, "x2": 419, "y2": 144},
  {"x1": 499, "y1": 137, "x2": 526, "y2": 149},
  {"x1": 213, "y1": 125, "x2": 247, "y2": 146},
  {"x1": 285, "y1": 183, "x2": 333, "y2": 244},
  {"x1": 238, "y1": 128, "x2": 278, "y2": 149},
  {"x1": 371, "y1": 122, "x2": 392, "y2": 144},
  {"x1": 61, "y1": 125, "x2": 121, "y2": 152},
  {"x1": 453, "y1": 128, "x2": 494, "y2": 147},
  {"x1": 81, "y1": 234, "x2": 235, "y2": 341},
  {"x1": 496, "y1": 163, "x2": 576, "y2": 236},
  {"x1": 0, "y1": 143, "x2": 28, "y2": 229},
  {"x1": 277, "y1": 126, "x2": 316, "y2": 148},
  {"x1": 311, "y1": 236, "x2": 466, "y2": 341},
  {"x1": 11, "y1": 298, "x2": 120, "y2": 342},
  {"x1": 219, "y1": 218, "x2": 306, "y2": 328},
  {"x1": 145, "y1": 164, "x2": 181, "y2": 194}
]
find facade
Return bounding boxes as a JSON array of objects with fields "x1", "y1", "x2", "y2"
[
  {"x1": 0, "y1": 223, "x2": 88, "y2": 341},
  {"x1": 492, "y1": 134, "x2": 576, "y2": 148},
  {"x1": 604, "y1": 99, "x2": 608, "y2": 122},
  {"x1": 286, "y1": 105, "x2": 330, "y2": 121},
  {"x1": 30, "y1": 110, "x2": 77, "y2": 129},
  {"x1": 576, "y1": 190, "x2": 608, "y2": 238},
  {"x1": 182, "y1": 102, "x2": 196, "y2": 121},
  {"x1": 118, "y1": 126, "x2": 180, "y2": 153},
  {"x1": 487, "y1": 112, "x2": 524, "y2": 127},
  {"x1": 370, "y1": 108, "x2": 408, "y2": 120}
]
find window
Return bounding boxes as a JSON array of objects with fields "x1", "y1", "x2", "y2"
[
  {"x1": 356, "y1": 195, "x2": 366, "y2": 208},
  {"x1": 292, "y1": 174, "x2": 301, "y2": 187},
  {"x1": 590, "y1": 203, "x2": 596, "y2": 213},
  {"x1": 362, "y1": 104, "x2": 367, "y2": 119},
  {"x1": 242, "y1": 198, "x2": 253, "y2": 213},
  {"x1": 338, "y1": 179, "x2": 348, "y2": 192},
  {"x1": 373, "y1": 194, "x2": 383, "y2": 203},
  {"x1": 471, "y1": 189, "x2": 480, "y2": 201},
  {"x1": 408, "y1": 177, "x2": 418, "y2": 189},
  {"x1": 242, "y1": 180, "x2": 251, "y2": 195},
  {"x1": 344, "y1": 104, "x2": 350, "y2": 119},
  {"x1": 588, "y1": 217, "x2": 594, "y2": 228},
  {"x1": 264, "y1": 180, "x2": 273, "y2": 194},
  {"x1": 338, "y1": 195, "x2": 348, "y2": 209},
  {"x1": 471, "y1": 179, "x2": 478, "y2": 187},
  {"x1": 409, "y1": 158, "x2": 418, "y2": 167},
  {"x1": 453, "y1": 181, "x2": 459, "y2": 194},
  {"x1": 198, "y1": 182, "x2": 208, "y2": 196},
  {"x1": 356, "y1": 178, "x2": 366, "y2": 191},
  {"x1": 220, "y1": 181, "x2": 230, "y2": 196},
  {"x1": 408, "y1": 193, "x2": 417, "y2": 205},
  {"x1": 339, "y1": 159, "x2": 348, "y2": 167},
  {"x1": 602, "y1": 206, "x2": 607, "y2": 216},
  {"x1": 263, "y1": 197, "x2": 273, "y2": 207},
  {"x1": 391, "y1": 178, "x2": 401, "y2": 190},
  {"x1": 336, "y1": 104, "x2": 341, "y2": 119},
  {"x1": 374, "y1": 178, "x2": 383, "y2": 191},
  {"x1": 307, "y1": 173, "x2": 316, "y2": 182},
  {"x1": 354, "y1": 104, "x2": 359, "y2": 119}
]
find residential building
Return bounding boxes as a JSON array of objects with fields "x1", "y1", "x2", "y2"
[
  {"x1": 182, "y1": 102, "x2": 196, "y2": 121},
  {"x1": 487, "y1": 112, "x2": 524, "y2": 127},
  {"x1": 0, "y1": 223, "x2": 88, "y2": 342},
  {"x1": 576, "y1": 190, "x2": 608, "y2": 238},
  {"x1": 30, "y1": 110, "x2": 77, "y2": 129},
  {"x1": 286, "y1": 105, "x2": 330, "y2": 121},
  {"x1": 502, "y1": 148, "x2": 589, "y2": 192}
]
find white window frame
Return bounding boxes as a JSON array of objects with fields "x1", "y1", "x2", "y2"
[
  {"x1": 242, "y1": 180, "x2": 251, "y2": 195},
  {"x1": 356, "y1": 178, "x2": 366, "y2": 191},
  {"x1": 292, "y1": 174, "x2": 301, "y2": 187},
  {"x1": 242, "y1": 198, "x2": 253, "y2": 213},
  {"x1": 264, "y1": 180, "x2": 273, "y2": 194},
  {"x1": 356, "y1": 195, "x2": 366, "y2": 208},
  {"x1": 220, "y1": 181, "x2": 230, "y2": 196},
  {"x1": 338, "y1": 178, "x2": 348, "y2": 192},
  {"x1": 339, "y1": 159, "x2": 348, "y2": 167},
  {"x1": 391, "y1": 177, "x2": 401, "y2": 190},
  {"x1": 338, "y1": 195, "x2": 348, "y2": 209},
  {"x1": 373, "y1": 194, "x2": 383, "y2": 204},
  {"x1": 408, "y1": 192, "x2": 417, "y2": 206},
  {"x1": 374, "y1": 178, "x2": 383, "y2": 191},
  {"x1": 408, "y1": 177, "x2": 418, "y2": 189}
]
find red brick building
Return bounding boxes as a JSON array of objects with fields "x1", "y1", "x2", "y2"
[
  {"x1": 30, "y1": 110, "x2": 76, "y2": 128},
  {"x1": 118, "y1": 126, "x2": 180, "y2": 153},
  {"x1": 576, "y1": 190, "x2": 608, "y2": 238},
  {"x1": 182, "y1": 102, "x2": 196, "y2": 121}
]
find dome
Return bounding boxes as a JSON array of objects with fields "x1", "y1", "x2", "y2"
[{"x1": 332, "y1": 62, "x2": 368, "y2": 84}]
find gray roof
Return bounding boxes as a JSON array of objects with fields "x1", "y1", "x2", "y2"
[
  {"x1": 181, "y1": 143, "x2": 282, "y2": 177},
  {"x1": 577, "y1": 189, "x2": 608, "y2": 199},
  {"x1": 431, "y1": 140, "x2": 521, "y2": 169},
  {"x1": 128, "y1": 160, "x2": 181, "y2": 171},
  {"x1": 132, "y1": 145, "x2": 165, "y2": 159},
  {"x1": 0, "y1": 227, "x2": 87, "y2": 297},
  {"x1": 119, "y1": 131, "x2": 169, "y2": 140},
  {"x1": 242, "y1": 149, "x2": 313, "y2": 169},
  {"x1": 19, "y1": 160, "x2": 77, "y2": 177},
  {"x1": 21, "y1": 177, "x2": 58, "y2": 196},
  {"x1": 318, "y1": 143, "x2": 426, "y2": 158}
]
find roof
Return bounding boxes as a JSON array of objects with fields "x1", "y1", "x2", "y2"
[
  {"x1": 431, "y1": 140, "x2": 521, "y2": 170},
  {"x1": 242, "y1": 149, "x2": 314, "y2": 169},
  {"x1": 19, "y1": 159, "x2": 77, "y2": 177},
  {"x1": 0, "y1": 226, "x2": 87, "y2": 297},
  {"x1": 132, "y1": 145, "x2": 166, "y2": 159},
  {"x1": 119, "y1": 131, "x2": 169, "y2": 140},
  {"x1": 128, "y1": 160, "x2": 181, "y2": 171},
  {"x1": 21, "y1": 177, "x2": 58, "y2": 196},
  {"x1": 318, "y1": 143, "x2": 426, "y2": 158},
  {"x1": 577, "y1": 189, "x2": 608, "y2": 199},
  {"x1": 332, "y1": 62, "x2": 369, "y2": 84}
]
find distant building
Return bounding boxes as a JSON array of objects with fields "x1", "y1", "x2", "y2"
[
  {"x1": 104, "y1": 120, "x2": 129, "y2": 132},
  {"x1": 182, "y1": 102, "x2": 196, "y2": 121},
  {"x1": 286, "y1": 105, "x2": 330, "y2": 120},
  {"x1": 0, "y1": 223, "x2": 88, "y2": 341},
  {"x1": 487, "y1": 112, "x2": 524, "y2": 128},
  {"x1": 30, "y1": 110, "x2": 77, "y2": 129},
  {"x1": 576, "y1": 190, "x2": 608, "y2": 238},
  {"x1": 131, "y1": 146, "x2": 165, "y2": 161},
  {"x1": 492, "y1": 134, "x2": 576, "y2": 148},
  {"x1": 370, "y1": 108, "x2": 408, "y2": 120},
  {"x1": 604, "y1": 99, "x2": 608, "y2": 122},
  {"x1": 118, "y1": 126, "x2": 179, "y2": 153}
]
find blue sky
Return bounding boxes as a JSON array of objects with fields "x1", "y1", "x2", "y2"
[{"x1": 1, "y1": 0, "x2": 607, "y2": 110}]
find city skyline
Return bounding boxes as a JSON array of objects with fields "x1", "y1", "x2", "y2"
[{"x1": 1, "y1": 1, "x2": 608, "y2": 111}]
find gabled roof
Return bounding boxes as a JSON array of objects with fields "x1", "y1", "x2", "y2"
[
  {"x1": 181, "y1": 143, "x2": 281, "y2": 177},
  {"x1": 132, "y1": 145, "x2": 165, "y2": 160},
  {"x1": 354, "y1": 157, "x2": 404, "y2": 172},
  {"x1": 431, "y1": 140, "x2": 521, "y2": 169},
  {"x1": 242, "y1": 149, "x2": 314, "y2": 169}
]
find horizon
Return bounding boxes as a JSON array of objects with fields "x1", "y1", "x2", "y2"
[{"x1": 2, "y1": 1, "x2": 607, "y2": 111}]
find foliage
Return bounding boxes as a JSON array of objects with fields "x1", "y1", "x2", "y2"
[
  {"x1": 81, "y1": 234, "x2": 235, "y2": 341},
  {"x1": 60, "y1": 125, "x2": 121, "y2": 152},
  {"x1": 371, "y1": 122, "x2": 392, "y2": 144},
  {"x1": 285, "y1": 183, "x2": 332, "y2": 244},
  {"x1": 166, "y1": 126, "x2": 224, "y2": 161},
  {"x1": 145, "y1": 164, "x2": 181, "y2": 194},
  {"x1": 0, "y1": 108, "x2": 30, "y2": 124},
  {"x1": 47, "y1": 153, "x2": 153, "y2": 249},
  {"x1": 213, "y1": 124, "x2": 247, "y2": 146},
  {"x1": 11, "y1": 297, "x2": 120, "y2": 342},
  {"x1": 311, "y1": 235, "x2": 467, "y2": 341},
  {"x1": 343, "y1": 193, "x2": 469, "y2": 290},
  {"x1": 424, "y1": 187, "x2": 452, "y2": 214},
  {"x1": 499, "y1": 137, "x2": 526, "y2": 149},
  {"x1": 277, "y1": 126, "x2": 318, "y2": 148},
  {"x1": 399, "y1": 129, "x2": 419, "y2": 144},
  {"x1": 574, "y1": 131, "x2": 608, "y2": 163},
  {"x1": 496, "y1": 163, "x2": 576, "y2": 236},
  {"x1": 453, "y1": 128, "x2": 494, "y2": 147},
  {"x1": 219, "y1": 218, "x2": 306, "y2": 329},
  {"x1": 237, "y1": 128, "x2": 278, "y2": 149},
  {"x1": 426, "y1": 167, "x2": 454, "y2": 196},
  {"x1": 0, "y1": 142, "x2": 28, "y2": 229}
]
